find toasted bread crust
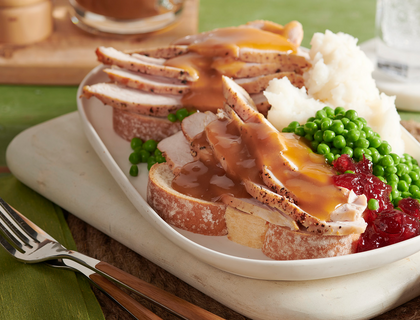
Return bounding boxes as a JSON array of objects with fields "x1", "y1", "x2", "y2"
[
  {"x1": 113, "y1": 108, "x2": 181, "y2": 142},
  {"x1": 262, "y1": 224, "x2": 360, "y2": 260},
  {"x1": 147, "y1": 163, "x2": 227, "y2": 236}
]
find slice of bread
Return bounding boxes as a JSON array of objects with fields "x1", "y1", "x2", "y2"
[
  {"x1": 262, "y1": 224, "x2": 360, "y2": 260},
  {"x1": 225, "y1": 206, "x2": 269, "y2": 249},
  {"x1": 147, "y1": 163, "x2": 227, "y2": 236},
  {"x1": 113, "y1": 108, "x2": 181, "y2": 142}
]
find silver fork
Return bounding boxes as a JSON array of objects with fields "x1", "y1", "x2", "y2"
[{"x1": 0, "y1": 197, "x2": 224, "y2": 320}]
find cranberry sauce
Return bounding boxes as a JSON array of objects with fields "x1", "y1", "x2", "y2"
[{"x1": 332, "y1": 154, "x2": 420, "y2": 252}]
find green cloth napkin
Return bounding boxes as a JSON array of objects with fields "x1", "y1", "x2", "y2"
[{"x1": 0, "y1": 173, "x2": 105, "y2": 320}]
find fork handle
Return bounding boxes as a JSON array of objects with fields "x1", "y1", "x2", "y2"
[
  {"x1": 95, "y1": 261, "x2": 225, "y2": 320},
  {"x1": 89, "y1": 273, "x2": 162, "y2": 320}
]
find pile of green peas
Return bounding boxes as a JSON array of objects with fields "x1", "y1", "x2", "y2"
[
  {"x1": 167, "y1": 108, "x2": 196, "y2": 123},
  {"x1": 282, "y1": 106, "x2": 420, "y2": 206},
  {"x1": 128, "y1": 137, "x2": 166, "y2": 176}
]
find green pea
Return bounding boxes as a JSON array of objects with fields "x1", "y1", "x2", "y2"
[
  {"x1": 131, "y1": 137, "x2": 143, "y2": 150},
  {"x1": 167, "y1": 113, "x2": 178, "y2": 122},
  {"x1": 398, "y1": 180, "x2": 409, "y2": 192},
  {"x1": 354, "y1": 147, "x2": 366, "y2": 160},
  {"x1": 390, "y1": 153, "x2": 400, "y2": 165},
  {"x1": 345, "y1": 121, "x2": 358, "y2": 131},
  {"x1": 377, "y1": 142, "x2": 392, "y2": 155},
  {"x1": 409, "y1": 185, "x2": 420, "y2": 194},
  {"x1": 355, "y1": 138, "x2": 369, "y2": 149},
  {"x1": 362, "y1": 126, "x2": 373, "y2": 138},
  {"x1": 344, "y1": 170, "x2": 355, "y2": 174},
  {"x1": 364, "y1": 154, "x2": 373, "y2": 162},
  {"x1": 334, "y1": 106, "x2": 346, "y2": 116},
  {"x1": 404, "y1": 153, "x2": 413, "y2": 161},
  {"x1": 154, "y1": 149, "x2": 162, "y2": 157},
  {"x1": 335, "y1": 154, "x2": 341, "y2": 160},
  {"x1": 383, "y1": 165, "x2": 397, "y2": 176},
  {"x1": 341, "y1": 118, "x2": 350, "y2": 126},
  {"x1": 401, "y1": 192, "x2": 412, "y2": 199},
  {"x1": 346, "y1": 141, "x2": 355, "y2": 148},
  {"x1": 304, "y1": 133, "x2": 314, "y2": 142},
  {"x1": 129, "y1": 152, "x2": 141, "y2": 164},
  {"x1": 323, "y1": 106, "x2": 335, "y2": 117},
  {"x1": 396, "y1": 163, "x2": 410, "y2": 176},
  {"x1": 345, "y1": 109, "x2": 358, "y2": 121},
  {"x1": 378, "y1": 176, "x2": 387, "y2": 183},
  {"x1": 143, "y1": 139, "x2": 158, "y2": 152},
  {"x1": 288, "y1": 121, "x2": 300, "y2": 129},
  {"x1": 401, "y1": 173, "x2": 412, "y2": 185},
  {"x1": 393, "y1": 197, "x2": 403, "y2": 207},
  {"x1": 347, "y1": 129, "x2": 360, "y2": 142},
  {"x1": 368, "y1": 199, "x2": 379, "y2": 211},
  {"x1": 368, "y1": 136, "x2": 381, "y2": 148},
  {"x1": 147, "y1": 156, "x2": 157, "y2": 170},
  {"x1": 156, "y1": 155, "x2": 166, "y2": 163},
  {"x1": 317, "y1": 143, "x2": 330, "y2": 155},
  {"x1": 386, "y1": 173, "x2": 399, "y2": 183},
  {"x1": 335, "y1": 114, "x2": 345, "y2": 120},
  {"x1": 407, "y1": 162, "x2": 413, "y2": 171},
  {"x1": 315, "y1": 109, "x2": 327, "y2": 119},
  {"x1": 330, "y1": 120, "x2": 345, "y2": 134},
  {"x1": 314, "y1": 130, "x2": 324, "y2": 142},
  {"x1": 310, "y1": 140, "x2": 320, "y2": 151},
  {"x1": 304, "y1": 122, "x2": 318, "y2": 134},
  {"x1": 354, "y1": 119, "x2": 364, "y2": 130},
  {"x1": 331, "y1": 147, "x2": 340, "y2": 155},
  {"x1": 313, "y1": 119, "x2": 322, "y2": 128},
  {"x1": 369, "y1": 148, "x2": 381, "y2": 164},
  {"x1": 332, "y1": 135, "x2": 346, "y2": 149},
  {"x1": 129, "y1": 165, "x2": 139, "y2": 177},
  {"x1": 282, "y1": 127, "x2": 294, "y2": 133},
  {"x1": 391, "y1": 189, "x2": 401, "y2": 199},
  {"x1": 409, "y1": 171, "x2": 420, "y2": 181},
  {"x1": 357, "y1": 117, "x2": 368, "y2": 125},
  {"x1": 388, "y1": 180, "x2": 398, "y2": 190},
  {"x1": 413, "y1": 190, "x2": 420, "y2": 199},
  {"x1": 321, "y1": 118, "x2": 333, "y2": 131},
  {"x1": 324, "y1": 152, "x2": 335, "y2": 164},
  {"x1": 359, "y1": 130, "x2": 367, "y2": 139},
  {"x1": 295, "y1": 126, "x2": 305, "y2": 136},
  {"x1": 415, "y1": 179, "x2": 420, "y2": 188},
  {"x1": 373, "y1": 165, "x2": 385, "y2": 177},
  {"x1": 323, "y1": 130, "x2": 336, "y2": 142},
  {"x1": 176, "y1": 108, "x2": 189, "y2": 121},
  {"x1": 413, "y1": 165, "x2": 420, "y2": 174},
  {"x1": 138, "y1": 149, "x2": 151, "y2": 162},
  {"x1": 380, "y1": 155, "x2": 394, "y2": 167},
  {"x1": 342, "y1": 146, "x2": 353, "y2": 157}
]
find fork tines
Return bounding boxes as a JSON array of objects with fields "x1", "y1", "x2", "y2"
[{"x1": 0, "y1": 198, "x2": 37, "y2": 253}]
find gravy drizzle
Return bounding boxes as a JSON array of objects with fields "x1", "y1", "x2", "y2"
[{"x1": 164, "y1": 26, "x2": 297, "y2": 112}]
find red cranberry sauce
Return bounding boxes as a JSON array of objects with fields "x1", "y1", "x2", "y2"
[{"x1": 332, "y1": 155, "x2": 420, "y2": 252}]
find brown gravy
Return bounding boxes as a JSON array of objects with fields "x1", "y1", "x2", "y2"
[
  {"x1": 164, "y1": 26, "x2": 297, "y2": 112},
  {"x1": 172, "y1": 113, "x2": 347, "y2": 222}
]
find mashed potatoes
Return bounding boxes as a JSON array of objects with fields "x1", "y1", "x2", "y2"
[{"x1": 265, "y1": 30, "x2": 404, "y2": 155}]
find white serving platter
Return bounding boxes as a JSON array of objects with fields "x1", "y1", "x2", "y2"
[{"x1": 77, "y1": 64, "x2": 420, "y2": 281}]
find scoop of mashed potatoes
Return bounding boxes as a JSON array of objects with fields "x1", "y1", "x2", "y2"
[{"x1": 265, "y1": 30, "x2": 404, "y2": 156}]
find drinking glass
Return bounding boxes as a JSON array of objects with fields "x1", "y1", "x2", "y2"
[
  {"x1": 69, "y1": 0, "x2": 184, "y2": 35},
  {"x1": 375, "y1": 0, "x2": 420, "y2": 81}
]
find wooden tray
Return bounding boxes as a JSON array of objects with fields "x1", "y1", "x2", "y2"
[{"x1": 0, "y1": 0, "x2": 198, "y2": 85}]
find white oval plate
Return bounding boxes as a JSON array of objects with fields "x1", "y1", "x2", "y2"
[{"x1": 77, "y1": 64, "x2": 420, "y2": 281}]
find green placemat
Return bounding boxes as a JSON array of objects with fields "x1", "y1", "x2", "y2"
[{"x1": 0, "y1": 174, "x2": 105, "y2": 320}]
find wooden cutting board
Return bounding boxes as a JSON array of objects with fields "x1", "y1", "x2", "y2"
[{"x1": 0, "y1": 0, "x2": 198, "y2": 85}]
